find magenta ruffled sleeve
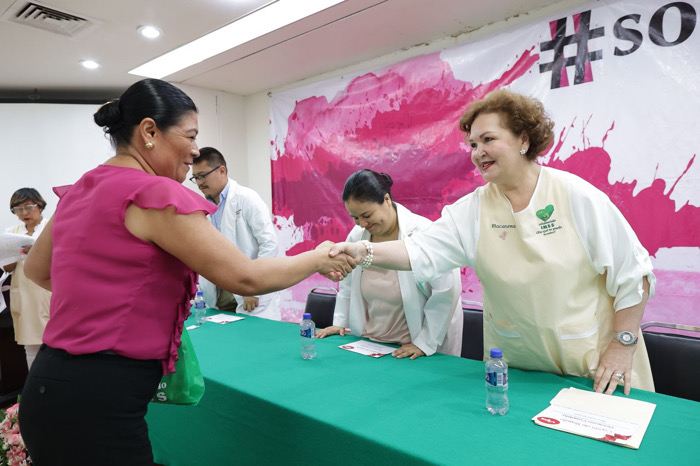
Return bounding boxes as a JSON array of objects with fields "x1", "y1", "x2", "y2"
[
  {"x1": 126, "y1": 177, "x2": 217, "y2": 217},
  {"x1": 53, "y1": 184, "x2": 72, "y2": 199}
]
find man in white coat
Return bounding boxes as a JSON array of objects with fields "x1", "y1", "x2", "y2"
[{"x1": 191, "y1": 147, "x2": 281, "y2": 320}]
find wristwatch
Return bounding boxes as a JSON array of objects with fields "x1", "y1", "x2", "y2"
[{"x1": 613, "y1": 331, "x2": 638, "y2": 346}]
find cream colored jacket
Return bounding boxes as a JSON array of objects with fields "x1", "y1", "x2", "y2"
[{"x1": 6, "y1": 218, "x2": 51, "y2": 345}]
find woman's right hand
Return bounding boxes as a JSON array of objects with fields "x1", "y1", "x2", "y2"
[
  {"x1": 316, "y1": 326, "x2": 346, "y2": 338},
  {"x1": 329, "y1": 241, "x2": 366, "y2": 262},
  {"x1": 315, "y1": 241, "x2": 356, "y2": 280}
]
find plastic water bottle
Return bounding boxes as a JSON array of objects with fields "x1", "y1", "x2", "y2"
[
  {"x1": 194, "y1": 291, "x2": 207, "y2": 326},
  {"x1": 485, "y1": 348, "x2": 509, "y2": 415},
  {"x1": 300, "y1": 313, "x2": 316, "y2": 359}
]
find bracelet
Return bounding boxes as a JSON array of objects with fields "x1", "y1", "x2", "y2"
[{"x1": 359, "y1": 240, "x2": 374, "y2": 268}]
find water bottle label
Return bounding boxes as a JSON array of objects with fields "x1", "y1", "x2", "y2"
[
  {"x1": 300, "y1": 327, "x2": 314, "y2": 338},
  {"x1": 486, "y1": 371, "x2": 508, "y2": 387}
]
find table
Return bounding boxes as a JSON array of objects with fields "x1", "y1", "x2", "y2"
[{"x1": 147, "y1": 314, "x2": 700, "y2": 465}]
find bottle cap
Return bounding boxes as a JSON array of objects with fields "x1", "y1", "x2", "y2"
[
  {"x1": 303, "y1": 313, "x2": 312, "y2": 320},
  {"x1": 196, "y1": 291, "x2": 203, "y2": 296},
  {"x1": 490, "y1": 348, "x2": 503, "y2": 358}
]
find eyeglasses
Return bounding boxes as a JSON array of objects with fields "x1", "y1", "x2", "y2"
[
  {"x1": 189, "y1": 166, "x2": 222, "y2": 185},
  {"x1": 11, "y1": 204, "x2": 38, "y2": 214}
]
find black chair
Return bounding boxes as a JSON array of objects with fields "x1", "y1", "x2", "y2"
[
  {"x1": 641, "y1": 321, "x2": 700, "y2": 402},
  {"x1": 460, "y1": 301, "x2": 484, "y2": 361},
  {"x1": 304, "y1": 287, "x2": 337, "y2": 329}
]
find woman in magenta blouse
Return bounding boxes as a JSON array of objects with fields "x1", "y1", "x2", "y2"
[{"x1": 19, "y1": 78, "x2": 354, "y2": 466}]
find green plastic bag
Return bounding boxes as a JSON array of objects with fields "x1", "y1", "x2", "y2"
[{"x1": 152, "y1": 328, "x2": 205, "y2": 405}]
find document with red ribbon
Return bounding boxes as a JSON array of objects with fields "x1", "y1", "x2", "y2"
[{"x1": 532, "y1": 387, "x2": 656, "y2": 449}]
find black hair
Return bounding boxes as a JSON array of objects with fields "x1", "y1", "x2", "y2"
[
  {"x1": 93, "y1": 78, "x2": 197, "y2": 149},
  {"x1": 10, "y1": 188, "x2": 47, "y2": 212},
  {"x1": 195, "y1": 147, "x2": 228, "y2": 169},
  {"x1": 342, "y1": 169, "x2": 394, "y2": 204}
]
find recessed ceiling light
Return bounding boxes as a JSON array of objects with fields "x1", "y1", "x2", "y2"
[
  {"x1": 138, "y1": 25, "x2": 162, "y2": 39},
  {"x1": 129, "y1": 0, "x2": 343, "y2": 79},
  {"x1": 80, "y1": 59, "x2": 100, "y2": 70}
]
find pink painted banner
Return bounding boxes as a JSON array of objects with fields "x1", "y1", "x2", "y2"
[{"x1": 270, "y1": 0, "x2": 700, "y2": 330}]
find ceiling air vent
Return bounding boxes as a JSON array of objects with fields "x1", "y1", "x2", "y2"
[{"x1": 1, "y1": 0, "x2": 99, "y2": 37}]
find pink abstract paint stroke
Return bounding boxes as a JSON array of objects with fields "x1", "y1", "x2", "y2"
[
  {"x1": 273, "y1": 50, "x2": 539, "y2": 245},
  {"x1": 272, "y1": 46, "x2": 698, "y2": 323},
  {"x1": 272, "y1": 50, "x2": 539, "y2": 319},
  {"x1": 545, "y1": 149, "x2": 699, "y2": 257}
]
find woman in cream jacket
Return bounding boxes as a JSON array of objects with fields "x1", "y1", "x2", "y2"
[{"x1": 3, "y1": 188, "x2": 51, "y2": 368}]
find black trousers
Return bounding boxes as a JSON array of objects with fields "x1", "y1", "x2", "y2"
[{"x1": 19, "y1": 344, "x2": 162, "y2": 466}]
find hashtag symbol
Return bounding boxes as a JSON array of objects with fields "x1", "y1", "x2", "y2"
[{"x1": 539, "y1": 10, "x2": 604, "y2": 89}]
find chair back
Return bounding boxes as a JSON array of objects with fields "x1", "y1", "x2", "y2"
[
  {"x1": 304, "y1": 287, "x2": 337, "y2": 329},
  {"x1": 461, "y1": 307, "x2": 484, "y2": 361},
  {"x1": 641, "y1": 322, "x2": 700, "y2": 402}
]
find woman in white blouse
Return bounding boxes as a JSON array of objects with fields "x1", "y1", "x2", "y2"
[
  {"x1": 3, "y1": 188, "x2": 51, "y2": 368},
  {"x1": 329, "y1": 90, "x2": 655, "y2": 395},
  {"x1": 317, "y1": 170, "x2": 463, "y2": 359}
]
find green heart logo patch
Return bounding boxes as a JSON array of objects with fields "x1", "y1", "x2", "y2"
[{"x1": 536, "y1": 204, "x2": 554, "y2": 221}]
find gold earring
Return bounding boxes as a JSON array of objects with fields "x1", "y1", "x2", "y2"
[{"x1": 145, "y1": 142, "x2": 154, "y2": 149}]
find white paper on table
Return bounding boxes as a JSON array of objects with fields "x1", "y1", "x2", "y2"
[
  {"x1": 532, "y1": 387, "x2": 656, "y2": 449},
  {"x1": 338, "y1": 340, "x2": 395, "y2": 358},
  {"x1": 0, "y1": 233, "x2": 35, "y2": 267},
  {"x1": 203, "y1": 313, "x2": 244, "y2": 324}
]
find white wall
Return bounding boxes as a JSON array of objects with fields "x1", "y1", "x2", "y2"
[
  {"x1": 244, "y1": 92, "x2": 273, "y2": 207},
  {"x1": 0, "y1": 103, "x2": 112, "y2": 229},
  {"x1": 0, "y1": 86, "x2": 245, "y2": 230},
  {"x1": 178, "y1": 84, "x2": 248, "y2": 190}
]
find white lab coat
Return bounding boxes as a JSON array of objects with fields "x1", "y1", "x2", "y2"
[
  {"x1": 333, "y1": 203, "x2": 463, "y2": 356},
  {"x1": 199, "y1": 179, "x2": 281, "y2": 320}
]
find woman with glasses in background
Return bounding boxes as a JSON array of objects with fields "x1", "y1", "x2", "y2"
[{"x1": 3, "y1": 188, "x2": 51, "y2": 368}]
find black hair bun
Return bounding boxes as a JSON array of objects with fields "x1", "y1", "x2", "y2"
[
  {"x1": 380, "y1": 172, "x2": 394, "y2": 187},
  {"x1": 93, "y1": 100, "x2": 121, "y2": 129}
]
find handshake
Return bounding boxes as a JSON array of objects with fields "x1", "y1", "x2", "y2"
[{"x1": 313, "y1": 241, "x2": 366, "y2": 282}]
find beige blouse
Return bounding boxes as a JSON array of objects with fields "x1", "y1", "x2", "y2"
[{"x1": 360, "y1": 266, "x2": 411, "y2": 345}]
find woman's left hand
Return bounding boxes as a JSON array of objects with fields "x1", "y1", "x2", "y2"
[
  {"x1": 392, "y1": 343, "x2": 426, "y2": 360},
  {"x1": 593, "y1": 341, "x2": 636, "y2": 395},
  {"x1": 242, "y1": 296, "x2": 259, "y2": 311}
]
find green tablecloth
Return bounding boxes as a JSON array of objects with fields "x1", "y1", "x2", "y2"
[{"x1": 147, "y1": 313, "x2": 700, "y2": 465}]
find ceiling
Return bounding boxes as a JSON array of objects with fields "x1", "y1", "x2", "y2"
[{"x1": 0, "y1": 0, "x2": 584, "y2": 100}]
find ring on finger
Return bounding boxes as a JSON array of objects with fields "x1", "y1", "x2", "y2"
[{"x1": 612, "y1": 372, "x2": 624, "y2": 381}]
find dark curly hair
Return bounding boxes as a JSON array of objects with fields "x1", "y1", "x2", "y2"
[{"x1": 458, "y1": 89, "x2": 554, "y2": 161}]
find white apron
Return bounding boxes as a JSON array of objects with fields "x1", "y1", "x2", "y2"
[{"x1": 475, "y1": 170, "x2": 654, "y2": 390}]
